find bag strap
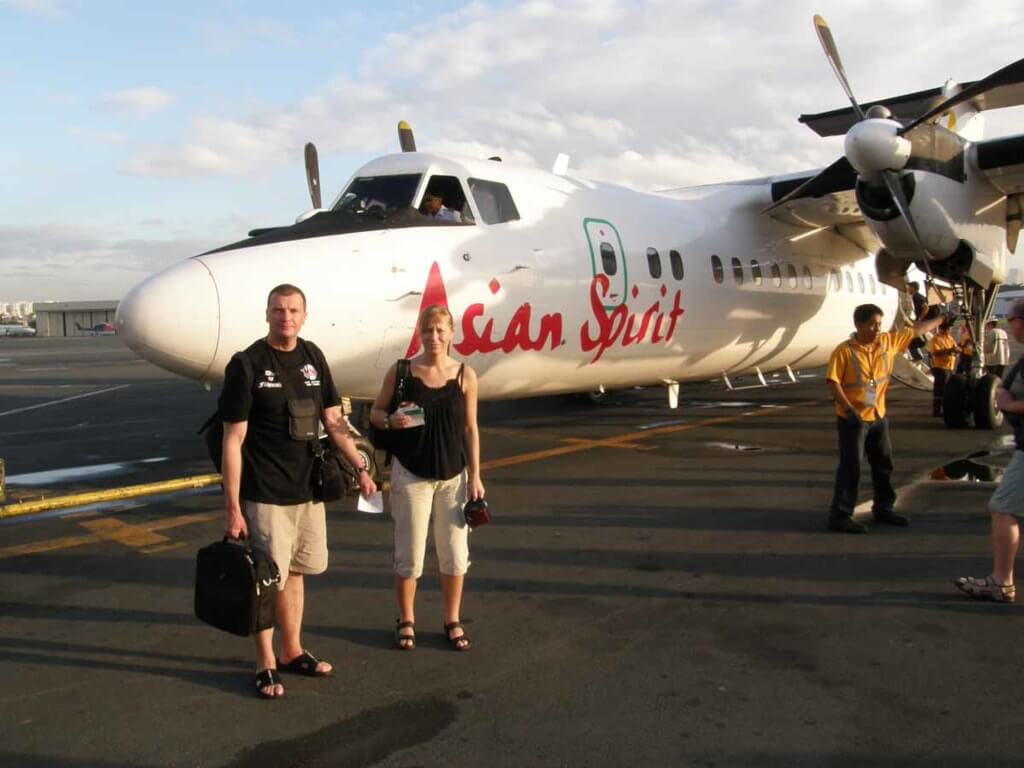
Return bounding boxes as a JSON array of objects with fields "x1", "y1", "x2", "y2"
[{"x1": 391, "y1": 358, "x2": 411, "y2": 410}]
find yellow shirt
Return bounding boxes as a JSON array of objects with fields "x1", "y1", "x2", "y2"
[
  {"x1": 827, "y1": 328, "x2": 915, "y2": 421},
  {"x1": 929, "y1": 333, "x2": 957, "y2": 371}
]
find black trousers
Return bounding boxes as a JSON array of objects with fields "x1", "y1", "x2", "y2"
[
  {"x1": 829, "y1": 416, "x2": 896, "y2": 519},
  {"x1": 931, "y1": 368, "x2": 949, "y2": 415}
]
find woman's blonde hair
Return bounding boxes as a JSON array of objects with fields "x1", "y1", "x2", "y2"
[{"x1": 418, "y1": 304, "x2": 455, "y2": 333}]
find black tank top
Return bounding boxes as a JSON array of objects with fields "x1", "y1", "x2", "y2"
[{"x1": 393, "y1": 363, "x2": 466, "y2": 480}]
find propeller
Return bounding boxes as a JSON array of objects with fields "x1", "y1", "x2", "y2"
[
  {"x1": 809, "y1": 15, "x2": 936, "y2": 280},
  {"x1": 398, "y1": 120, "x2": 417, "y2": 152},
  {"x1": 304, "y1": 142, "x2": 322, "y2": 210}
]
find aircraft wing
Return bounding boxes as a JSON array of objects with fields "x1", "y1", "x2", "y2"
[
  {"x1": 764, "y1": 161, "x2": 863, "y2": 228},
  {"x1": 799, "y1": 80, "x2": 1024, "y2": 137},
  {"x1": 973, "y1": 134, "x2": 1024, "y2": 195}
]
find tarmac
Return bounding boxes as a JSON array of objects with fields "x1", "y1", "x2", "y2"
[{"x1": 1, "y1": 336, "x2": 1024, "y2": 767}]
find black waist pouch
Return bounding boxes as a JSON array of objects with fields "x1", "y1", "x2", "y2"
[
  {"x1": 287, "y1": 398, "x2": 320, "y2": 441},
  {"x1": 194, "y1": 537, "x2": 280, "y2": 636}
]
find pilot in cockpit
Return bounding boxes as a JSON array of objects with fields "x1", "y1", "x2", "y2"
[{"x1": 421, "y1": 191, "x2": 462, "y2": 223}]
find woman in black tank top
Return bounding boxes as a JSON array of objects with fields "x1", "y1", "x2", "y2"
[{"x1": 371, "y1": 305, "x2": 484, "y2": 651}]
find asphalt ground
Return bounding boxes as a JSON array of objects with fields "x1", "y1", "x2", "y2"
[{"x1": 1, "y1": 336, "x2": 1023, "y2": 767}]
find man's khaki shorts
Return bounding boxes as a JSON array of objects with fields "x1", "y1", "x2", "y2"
[
  {"x1": 990, "y1": 451, "x2": 1024, "y2": 518},
  {"x1": 242, "y1": 500, "x2": 327, "y2": 588}
]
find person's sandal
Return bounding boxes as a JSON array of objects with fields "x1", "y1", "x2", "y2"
[
  {"x1": 954, "y1": 575, "x2": 1016, "y2": 603},
  {"x1": 395, "y1": 620, "x2": 416, "y2": 650},
  {"x1": 276, "y1": 650, "x2": 333, "y2": 676},
  {"x1": 444, "y1": 621, "x2": 472, "y2": 651},
  {"x1": 255, "y1": 668, "x2": 284, "y2": 699}
]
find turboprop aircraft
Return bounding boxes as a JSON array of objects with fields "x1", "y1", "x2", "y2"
[{"x1": 117, "y1": 15, "x2": 1024, "y2": 438}]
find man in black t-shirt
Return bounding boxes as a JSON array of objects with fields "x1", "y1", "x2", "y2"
[{"x1": 220, "y1": 283, "x2": 376, "y2": 700}]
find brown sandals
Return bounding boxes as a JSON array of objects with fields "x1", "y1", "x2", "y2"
[{"x1": 954, "y1": 575, "x2": 1016, "y2": 603}]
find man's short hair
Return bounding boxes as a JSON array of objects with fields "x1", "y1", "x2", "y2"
[
  {"x1": 853, "y1": 304, "x2": 884, "y2": 324},
  {"x1": 267, "y1": 283, "x2": 307, "y2": 309},
  {"x1": 908, "y1": 281, "x2": 919, "y2": 290}
]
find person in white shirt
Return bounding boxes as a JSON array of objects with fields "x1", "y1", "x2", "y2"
[
  {"x1": 986, "y1": 318, "x2": 1011, "y2": 377},
  {"x1": 422, "y1": 192, "x2": 462, "y2": 222}
]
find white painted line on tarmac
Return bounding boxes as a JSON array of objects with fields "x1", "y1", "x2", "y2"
[
  {"x1": 637, "y1": 419, "x2": 688, "y2": 430},
  {"x1": 0, "y1": 384, "x2": 130, "y2": 417}
]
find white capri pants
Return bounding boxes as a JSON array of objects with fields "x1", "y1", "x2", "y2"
[{"x1": 390, "y1": 458, "x2": 470, "y2": 579}]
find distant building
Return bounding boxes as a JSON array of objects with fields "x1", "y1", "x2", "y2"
[{"x1": 33, "y1": 301, "x2": 119, "y2": 337}]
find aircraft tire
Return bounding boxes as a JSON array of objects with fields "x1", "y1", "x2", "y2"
[
  {"x1": 943, "y1": 374, "x2": 971, "y2": 429},
  {"x1": 972, "y1": 374, "x2": 1004, "y2": 430}
]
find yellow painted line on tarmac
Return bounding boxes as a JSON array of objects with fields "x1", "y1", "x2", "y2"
[
  {"x1": 0, "y1": 511, "x2": 221, "y2": 560},
  {"x1": 1, "y1": 397, "x2": 830, "y2": 559}
]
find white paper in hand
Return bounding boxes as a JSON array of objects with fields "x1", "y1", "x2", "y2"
[{"x1": 357, "y1": 491, "x2": 384, "y2": 514}]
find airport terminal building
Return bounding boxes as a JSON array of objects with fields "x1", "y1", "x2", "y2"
[{"x1": 33, "y1": 301, "x2": 119, "y2": 337}]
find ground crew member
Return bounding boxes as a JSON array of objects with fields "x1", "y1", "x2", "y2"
[
  {"x1": 957, "y1": 325, "x2": 974, "y2": 375},
  {"x1": 985, "y1": 318, "x2": 1010, "y2": 377},
  {"x1": 929, "y1": 320, "x2": 958, "y2": 416},
  {"x1": 826, "y1": 302, "x2": 942, "y2": 533}
]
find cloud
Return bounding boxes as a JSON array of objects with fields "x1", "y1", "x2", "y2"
[
  {"x1": 0, "y1": 0, "x2": 64, "y2": 18},
  {"x1": 0, "y1": 223, "x2": 220, "y2": 301},
  {"x1": 98, "y1": 87, "x2": 174, "y2": 118},
  {"x1": 123, "y1": 0, "x2": 1024, "y2": 197}
]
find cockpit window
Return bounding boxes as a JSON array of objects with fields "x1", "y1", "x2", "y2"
[
  {"x1": 335, "y1": 174, "x2": 421, "y2": 215},
  {"x1": 468, "y1": 178, "x2": 520, "y2": 224},
  {"x1": 421, "y1": 175, "x2": 471, "y2": 223}
]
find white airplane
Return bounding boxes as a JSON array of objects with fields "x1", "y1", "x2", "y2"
[
  {"x1": 117, "y1": 16, "x2": 1024, "y2": 438},
  {"x1": 0, "y1": 324, "x2": 36, "y2": 337}
]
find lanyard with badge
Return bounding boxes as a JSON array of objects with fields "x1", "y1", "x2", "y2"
[{"x1": 847, "y1": 338, "x2": 885, "y2": 408}]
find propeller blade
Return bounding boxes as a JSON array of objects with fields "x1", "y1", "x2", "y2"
[
  {"x1": 902, "y1": 123, "x2": 966, "y2": 181},
  {"x1": 398, "y1": 120, "x2": 417, "y2": 152},
  {"x1": 901, "y1": 56, "x2": 1024, "y2": 135},
  {"x1": 764, "y1": 156, "x2": 856, "y2": 213},
  {"x1": 881, "y1": 170, "x2": 935, "y2": 279},
  {"x1": 813, "y1": 15, "x2": 865, "y2": 121},
  {"x1": 304, "y1": 142, "x2": 322, "y2": 210}
]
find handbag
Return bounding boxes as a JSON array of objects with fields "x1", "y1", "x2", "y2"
[
  {"x1": 369, "y1": 359, "x2": 411, "y2": 451},
  {"x1": 194, "y1": 536, "x2": 280, "y2": 636},
  {"x1": 463, "y1": 498, "x2": 491, "y2": 529},
  {"x1": 311, "y1": 440, "x2": 355, "y2": 502}
]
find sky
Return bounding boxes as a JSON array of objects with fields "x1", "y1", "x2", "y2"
[{"x1": 2, "y1": 0, "x2": 1024, "y2": 302}]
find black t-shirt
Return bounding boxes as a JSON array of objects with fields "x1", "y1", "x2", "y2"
[{"x1": 218, "y1": 338, "x2": 341, "y2": 505}]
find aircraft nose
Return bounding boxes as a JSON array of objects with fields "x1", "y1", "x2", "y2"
[{"x1": 116, "y1": 258, "x2": 220, "y2": 379}]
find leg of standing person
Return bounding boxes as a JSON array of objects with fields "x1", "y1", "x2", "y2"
[
  {"x1": 433, "y1": 471, "x2": 471, "y2": 649},
  {"x1": 390, "y1": 460, "x2": 433, "y2": 648},
  {"x1": 931, "y1": 368, "x2": 947, "y2": 416},
  {"x1": 956, "y1": 453, "x2": 1023, "y2": 602},
  {"x1": 866, "y1": 418, "x2": 906, "y2": 526},
  {"x1": 828, "y1": 417, "x2": 868, "y2": 532}
]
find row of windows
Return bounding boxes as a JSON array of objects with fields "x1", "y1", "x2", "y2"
[
  {"x1": 595, "y1": 244, "x2": 885, "y2": 297},
  {"x1": 710, "y1": 254, "x2": 886, "y2": 295},
  {"x1": 599, "y1": 244, "x2": 685, "y2": 281}
]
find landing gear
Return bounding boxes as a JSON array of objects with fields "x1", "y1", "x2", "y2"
[
  {"x1": 972, "y1": 374, "x2": 1004, "y2": 430},
  {"x1": 352, "y1": 436, "x2": 381, "y2": 487},
  {"x1": 942, "y1": 373, "x2": 1004, "y2": 430}
]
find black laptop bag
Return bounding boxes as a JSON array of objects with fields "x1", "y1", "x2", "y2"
[{"x1": 194, "y1": 537, "x2": 280, "y2": 636}]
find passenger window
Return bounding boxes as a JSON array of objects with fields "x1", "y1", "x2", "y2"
[
  {"x1": 857, "y1": 274, "x2": 865, "y2": 293},
  {"x1": 770, "y1": 263, "x2": 782, "y2": 288},
  {"x1": 711, "y1": 254, "x2": 724, "y2": 284},
  {"x1": 845, "y1": 272, "x2": 853, "y2": 292},
  {"x1": 467, "y1": 178, "x2": 520, "y2": 224},
  {"x1": 600, "y1": 242, "x2": 617, "y2": 276},
  {"x1": 803, "y1": 266, "x2": 813, "y2": 290},
  {"x1": 868, "y1": 275, "x2": 877, "y2": 294},
  {"x1": 669, "y1": 250, "x2": 684, "y2": 280},
  {"x1": 647, "y1": 248, "x2": 662, "y2": 279},
  {"x1": 732, "y1": 257, "x2": 744, "y2": 286},
  {"x1": 751, "y1": 259, "x2": 763, "y2": 286},
  {"x1": 831, "y1": 269, "x2": 841, "y2": 292},
  {"x1": 786, "y1": 263, "x2": 798, "y2": 289}
]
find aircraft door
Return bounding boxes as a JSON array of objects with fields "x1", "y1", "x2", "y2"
[{"x1": 583, "y1": 218, "x2": 627, "y2": 309}]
